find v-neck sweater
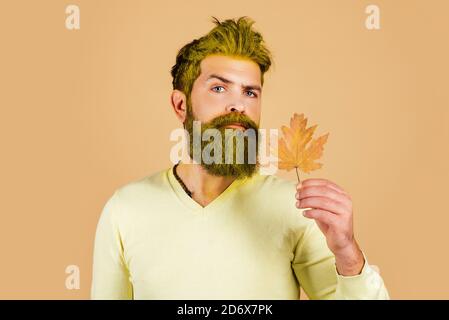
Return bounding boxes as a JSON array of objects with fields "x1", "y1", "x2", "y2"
[{"x1": 91, "y1": 166, "x2": 389, "y2": 300}]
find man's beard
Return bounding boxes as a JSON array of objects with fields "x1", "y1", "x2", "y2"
[{"x1": 184, "y1": 100, "x2": 260, "y2": 179}]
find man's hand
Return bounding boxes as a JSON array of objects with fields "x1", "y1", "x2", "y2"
[{"x1": 295, "y1": 178, "x2": 365, "y2": 276}]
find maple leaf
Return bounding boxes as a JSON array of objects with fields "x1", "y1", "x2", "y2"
[{"x1": 275, "y1": 113, "x2": 329, "y2": 182}]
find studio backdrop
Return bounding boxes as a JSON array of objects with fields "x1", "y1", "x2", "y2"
[{"x1": 0, "y1": 0, "x2": 448, "y2": 299}]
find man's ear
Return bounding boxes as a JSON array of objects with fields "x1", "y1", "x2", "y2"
[{"x1": 170, "y1": 89, "x2": 188, "y2": 125}]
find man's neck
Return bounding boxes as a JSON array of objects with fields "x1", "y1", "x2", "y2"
[{"x1": 175, "y1": 160, "x2": 237, "y2": 207}]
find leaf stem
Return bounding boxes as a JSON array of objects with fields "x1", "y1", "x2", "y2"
[{"x1": 295, "y1": 167, "x2": 300, "y2": 183}]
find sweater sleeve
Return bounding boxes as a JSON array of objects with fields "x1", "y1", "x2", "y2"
[
  {"x1": 91, "y1": 191, "x2": 133, "y2": 299},
  {"x1": 292, "y1": 220, "x2": 390, "y2": 300}
]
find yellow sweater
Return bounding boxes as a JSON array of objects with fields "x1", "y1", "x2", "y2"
[{"x1": 91, "y1": 166, "x2": 390, "y2": 300}]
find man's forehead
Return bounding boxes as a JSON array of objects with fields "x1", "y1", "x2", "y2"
[{"x1": 199, "y1": 55, "x2": 262, "y2": 86}]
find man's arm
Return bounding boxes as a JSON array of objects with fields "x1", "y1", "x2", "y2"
[
  {"x1": 91, "y1": 191, "x2": 133, "y2": 299},
  {"x1": 292, "y1": 220, "x2": 390, "y2": 300}
]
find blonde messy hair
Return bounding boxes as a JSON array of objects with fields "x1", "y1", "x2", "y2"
[{"x1": 170, "y1": 16, "x2": 273, "y2": 101}]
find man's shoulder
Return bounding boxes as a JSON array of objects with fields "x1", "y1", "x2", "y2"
[
  {"x1": 247, "y1": 172, "x2": 297, "y2": 195},
  {"x1": 242, "y1": 172, "x2": 310, "y2": 234},
  {"x1": 112, "y1": 167, "x2": 171, "y2": 202},
  {"x1": 241, "y1": 172, "x2": 299, "y2": 210}
]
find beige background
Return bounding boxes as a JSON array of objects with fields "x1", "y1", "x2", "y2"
[{"x1": 0, "y1": 0, "x2": 448, "y2": 299}]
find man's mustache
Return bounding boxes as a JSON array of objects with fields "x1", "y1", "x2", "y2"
[{"x1": 205, "y1": 113, "x2": 258, "y2": 131}]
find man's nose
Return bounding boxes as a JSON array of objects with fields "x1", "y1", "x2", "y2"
[{"x1": 225, "y1": 100, "x2": 246, "y2": 114}]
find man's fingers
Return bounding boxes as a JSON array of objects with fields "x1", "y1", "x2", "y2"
[
  {"x1": 297, "y1": 178, "x2": 349, "y2": 197},
  {"x1": 296, "y1": 185, "x2": 352, "y2": 208},
  {"x1": 297, "y1": 196, "x2": 348, "y2": 216},
  {"x1": 302, "y1": 209, "x2": 338, "y2": 225}
]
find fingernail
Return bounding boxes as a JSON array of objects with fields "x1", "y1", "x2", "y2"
[{"x1": 296, "y1": 201, "x2": 300, "y2": 207}]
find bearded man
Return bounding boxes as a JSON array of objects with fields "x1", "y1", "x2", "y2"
[{"x1": 91, "y1": 16, "x2": 389, "y2": 300}]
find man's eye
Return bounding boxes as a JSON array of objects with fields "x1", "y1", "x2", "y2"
[
  {"x1": 211, "y1": 86, "x2": 225, "y2": 93},
  {"x1": 245, "y1": 90, "x2": 258, "y2": 98}
]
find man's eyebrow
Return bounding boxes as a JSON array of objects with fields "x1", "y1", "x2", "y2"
[{"x1": 206, "y1": 74, "x2": 261, "y2": 92}]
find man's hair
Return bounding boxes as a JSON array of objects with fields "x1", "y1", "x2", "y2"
[{"x1": 170, "y1": 16, "x2": 273, "y2": 100}]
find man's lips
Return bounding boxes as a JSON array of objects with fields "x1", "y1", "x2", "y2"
[{"x1": 222, "y1": 123, "x2": 248, "y2": 130}]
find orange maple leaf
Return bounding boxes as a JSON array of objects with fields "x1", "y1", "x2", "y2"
[{"x1": 275, "y1": 113, "x2": 329, "y2": 181}]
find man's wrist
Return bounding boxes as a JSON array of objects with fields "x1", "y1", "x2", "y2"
[{"x1": 334, "y1": 240, "x2": 365, "y2": 276}]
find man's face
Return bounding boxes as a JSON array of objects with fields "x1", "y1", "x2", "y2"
[
  {"x1": 185, "y1": 54, "x2": 263, "y2": 178},
  {"x1": 189, "y1": 54, "x2": 262, "y2": 127}
]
